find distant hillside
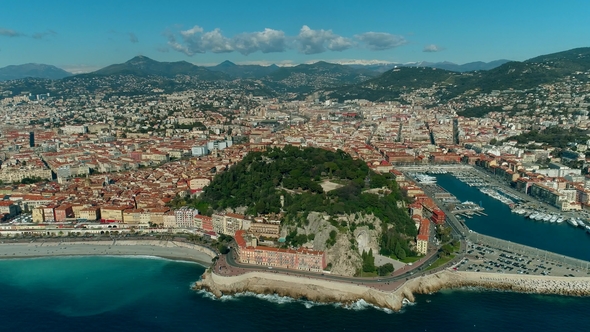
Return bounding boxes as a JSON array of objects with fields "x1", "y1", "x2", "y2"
[
  {"x1": 262, "y1": 61, "x2": 379, "y2": 94},
  {"x1": 408, "y1": 59, "x2": 511, "y2": 72},
  {"x1": 328, "y1": 47, "x2": 590, "y2": 102},
  {"x1": 348, "y1": 60, "x2": 510, "y2": 74},
  {"x1": 0, "y1": 64, "x2": 72, "y2": 81},
  {"x1": 329, "y1": 66, "x2": 461, "y2": 102},
  {"x1": 207, "y1": 60, "x2": 279, "y2": 78},
  {"x1": 90, "y1": 56, "x2": 228, "y2": 80}
]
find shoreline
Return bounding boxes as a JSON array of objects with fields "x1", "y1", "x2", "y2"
[
  {"x1": 193, "y1": 269, "x2": 590, "y2": 311},
  {"x1": 0, "y1": 240, "x2": 216, "y2": 266}
]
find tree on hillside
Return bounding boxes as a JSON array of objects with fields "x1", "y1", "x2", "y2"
[{"x1": 362, "y1": 249, "x2": 376, "y2": 273}]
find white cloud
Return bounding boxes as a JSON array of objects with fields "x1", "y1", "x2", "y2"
[
  {"x1": 296, "y1": 25, "x2": 353, "y2": 54},
  {"x1": 423, "y1": 44, "x2": 444, "y2": 52},
  {"x1": 232, "y1": 28, "x2": 287, "y2": 55},
  {"x1": 172, "y1": 26, "x2": 233, "y2": 54},
  {"x1": 327, "y1": 36, "x2": 355, "y2": 52},
  {"x1": 180, "y1": 25, "x2": 204, "y2": 37},
  {"x1": 355, "y1": 32, "x2": 406, "y2": 51},
  {"x1": 165, "y1": 24, "x2": 406, "y2": 56},
  {"x1": 200, "y1": 29, "x2": 233, "y2": 53}
]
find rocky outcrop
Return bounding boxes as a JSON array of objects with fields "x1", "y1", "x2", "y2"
[{"x1": 194, "y1": 270, "x2": 590, "y2": 311}]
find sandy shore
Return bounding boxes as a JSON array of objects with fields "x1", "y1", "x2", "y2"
[
  {"x1": 194, "y1": 269, "x2": 590, "y2": 311},
  {"x1": 0, "y1": 240, "x2": 215, "y2": 266}
]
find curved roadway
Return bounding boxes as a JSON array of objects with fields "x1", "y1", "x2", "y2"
[{"x1": 222, "y1": 247, "x2": 446, "y2": 286}]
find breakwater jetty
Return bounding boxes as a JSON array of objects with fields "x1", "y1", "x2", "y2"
[{"x1": 194, "y1": 269, "x2": 590, "y2": 311}]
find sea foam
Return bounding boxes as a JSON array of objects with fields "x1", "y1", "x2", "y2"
[{"x1": 196, "y1": 289, "x2": 398, "y2": 313}]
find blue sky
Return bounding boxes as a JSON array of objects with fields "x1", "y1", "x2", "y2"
[{"x1": 0, "y1": 0, "x2": 589, "y2": 72}]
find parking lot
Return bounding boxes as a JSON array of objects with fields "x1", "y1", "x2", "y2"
[
  {"x1": 455, "y1": 243, "x2": 590, "y2": 277},
  {"x1": 7, "y1": 214, "x2": 32, "y2": 223}
]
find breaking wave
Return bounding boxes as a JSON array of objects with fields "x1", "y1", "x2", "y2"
[{"x1": 196, "y1": 289, "x2": 403, "y2": 313}]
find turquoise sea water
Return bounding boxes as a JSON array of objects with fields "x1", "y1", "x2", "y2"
[{"x1": 0, "y1": 256, "x2": 589, "y2": 332}]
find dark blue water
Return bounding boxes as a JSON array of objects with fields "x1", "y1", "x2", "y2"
[
  {"x1": 0, "y1": 256, "x2": 588, "y2": 332},
  {"x1": 435, "y1": 174, "x2": 590, "y2": 261}
]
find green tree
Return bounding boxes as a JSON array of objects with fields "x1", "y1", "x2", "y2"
[
  {"x1": 378, "y1": 263, "x2": 394, "y2": 276},
  {"x1": 362, "y1": 249, "x2": 376, "y2": 273},
  {"x1": 395, "y1": 242, "x2": 406, "y2": 260}
]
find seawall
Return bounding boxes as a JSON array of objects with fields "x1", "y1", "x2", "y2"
[{"x1": 194, "y1": 269, "x2": 590, "y2": 311}]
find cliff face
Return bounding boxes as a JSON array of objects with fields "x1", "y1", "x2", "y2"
[
  {"x1": 286, "y1": 212, "x2": 385, "y2": 277},
  {"x1": 194, "y1": 270, "x2": 590, "y2": 312}
]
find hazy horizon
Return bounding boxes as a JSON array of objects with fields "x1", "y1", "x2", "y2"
[{"x1": 1, "y1": 0, "x2": 589, "y2": 72}]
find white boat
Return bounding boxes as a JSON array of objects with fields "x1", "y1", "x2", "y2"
[
  {"x1": 568, "y1": 218, "x2": 579, "y2": 227},
  {"x1": 543, "y1": 214, "x2": 552, "y2": 222},
  {"x1": 550, "y1": 215, "x2": 558, "y2": 223},
  {"x1": 556, "y1": 217, "x2": 564, "y2": 224},
  {"x1": 414, "y1": 173, "x2": 437, "y2": 184}
]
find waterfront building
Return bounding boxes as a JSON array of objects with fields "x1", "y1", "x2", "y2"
[
  {"x1": 79, "y1": 207, "x2": 100, "y2": 221},
  {"x1": 529, "y1": 183, "x2": 570, "y2": 210},
  {"x1": 194, "y1": 215, "x2": 213, "y2": 232},
  {"x1": 416, "y1": 218, "x2": 430, "y2": 255},
  {"x1": 234, "y1": 230, "x2": 326, "y2": 272},
  {"x1": 174, "y1": 207, "x2": 199, "y2": 228},
  {"x1": 100, "y1": 206, "x2": 126, "y2": 223},
  {"x1": 42, "y1": 205, "x2": 56, "y2": 222},
  {"x1": 32, "y1": 207, "x2": 44, "y2": 223},
  {"x1": 54, "y1": 204, "x2": 74, "y2": 222},
  {"x1": 147, "y1": 208, "x2": 170, "y2": 227},
  {"x1": 430, "y1": 209, "x2": 446, "y2": 225},
  {"x1": 163, "y1": 212, "x2": 176, "y2": 228},
  {"x1": 123, "y1": 209, "x2": 143, "y2": 225},
  {"x1": 416, "y1": 196, "x2": 446, "y2": 225}
]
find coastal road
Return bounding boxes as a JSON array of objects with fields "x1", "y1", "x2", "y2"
[{"x1": 221, "y1": 247, "x2": 445, "y2": 290}]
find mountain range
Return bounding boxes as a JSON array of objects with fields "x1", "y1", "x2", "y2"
[
  {"x1": 0, "y1": 64, "x2": 72, "y2": 81},
  {"x1": 0, "y1": 57, "x2": 512, "y2": 82},
  {"x1": 88, "y1": 56, "x2": 228, "y2": 81},
  {"x1": 1, "y1": 46, "x2": 590, "y2": 107}
]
